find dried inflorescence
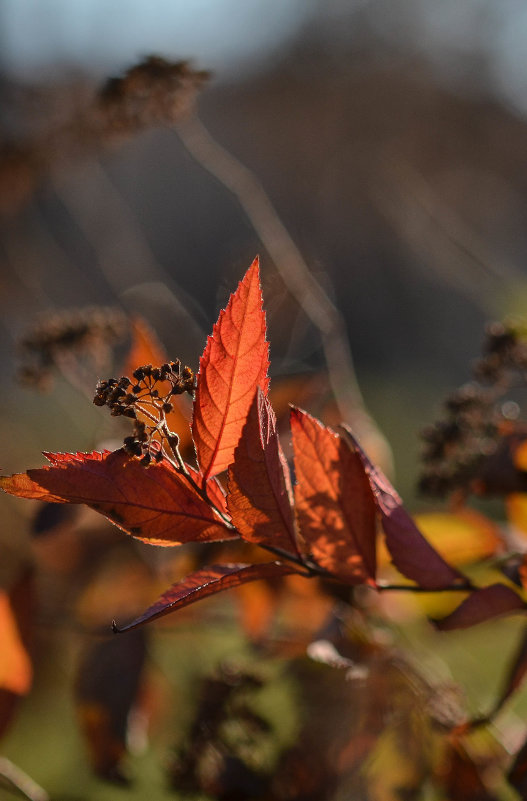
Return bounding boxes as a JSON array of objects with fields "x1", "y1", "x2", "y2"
[
  {"x1": 18, "y1": 306, "x2": 127, "y2": 389},
  {"x1": 0, "y1": 56, "x2": 209, "y2": 214},
  {"x1": 97, "y1": 56, "x2": 210, "y2": 140},
  {"x1": 93, "y1": 361, "x2": 195, "y2": 464},
  {"x1": 419, "y1": 321, "x2": 527, "y2": 498}
]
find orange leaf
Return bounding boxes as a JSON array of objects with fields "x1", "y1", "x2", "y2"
[
  {"x1": 227, "y1": 388, "x2": 299, "y2": 556},
  {"x1": 1, "y1": 450, "x2": 235, "y2": 546},
  {"x1": 192, "y1": 257, "x2": 269, "y2": 479},
  {"x1": 0, "y1": 593, "x2": 32, "y2": 697},
  {"x1": 0, "y1": 570, "x2": 33, "y2": 741},
  {"x1": 123, "y1": 316, "x2": 193, "y2": 452},
  {"x1": 112, "y1": 562, "x2": 301, "y2": 631},
  {"x1": 123, "y1": 316, "x2": 167, "y2": 378},
  {"x1": 291, "y1": 408, "x2": 377, "y2": 583}
]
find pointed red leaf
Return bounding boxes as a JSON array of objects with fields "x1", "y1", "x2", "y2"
[
  {"x1": 112, "y1": 561, "x2": 301, "y2": 632},
  {"x1": 192, "y1": 257, "x2": 270, "y2": 479},
  {"x1": 291, "y1": 408, "x2": 377, "y2": 583},
  {"x1": 185, "y1": 463, "x2": 229, "y2": 518},
  {"x1": 227, "y1": 388, "x2": 299, "y2": 556},
  {"x1": 1, "y1": 450, "x2": 235, "y2": 546},
  {"x1": 341, "y1": 425, "x2": 466, "y2": 590},
  {"x1": 433, "y1": 584, "x2": 525, "y2": 631}
]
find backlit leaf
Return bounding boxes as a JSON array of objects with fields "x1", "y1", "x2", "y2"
[
  {"x1": 227, "y1": 388, "x2": 299, "y2": 556},
  {"x1": 341, "y1": 425, "x2": 466, "y2": 590},
  {"x1": 433, "y1": 584, "x2": 525, "y2": 631},
  {"x1": 112, "y1": 562, "x2": 301, "y2": 632},
  {"x1": 1, "y1": 450, "x2": 235, "y2": 546},
  {"x1": 192, "y1": 258, "x2": 269, "y2": 479},
  {"x1": 291, "y1": 408, "x2": 377, "y2": 583},
  {"x1": 185, "y1": 463, "x2": 229, "y2": 518}
]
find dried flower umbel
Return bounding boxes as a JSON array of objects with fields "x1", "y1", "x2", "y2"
[
  {"x1": 93, "y1": 361, "x2": 195, "y2": 464},
  {"x1": 0, "y1": 56, "x2": 209, "y2": 214},
  {"x1": 419, "y1": 321, "x2": 527, "y2": 498},
  {"x1": 18, "y1": 307, "x2": 127, "y2": 390}
]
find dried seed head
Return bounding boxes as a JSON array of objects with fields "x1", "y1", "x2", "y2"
[
  {"x1": 18, "y1": 306, "x2": 127, "y2": 389},
  {"x1": 93, "y1": 358, "x2": 194, "y2": 464},
  {"x1": 419, "y1": 319, "x2": 527, "y2": 498}
]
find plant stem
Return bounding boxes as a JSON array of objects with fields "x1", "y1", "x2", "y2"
[{"x1": 376, "y1": 580, "x2": 476, "y2": 593}]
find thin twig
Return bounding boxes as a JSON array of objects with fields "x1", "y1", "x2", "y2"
[
  {"x1": 0, "y1": 757, "x2": 49, "y2": 801},
  {"x1": 176, "y1": 113, "x2": 392, "y2": 469},
  {"x1": 377, "y1": 580, "x2": 476, "y2": 593}
]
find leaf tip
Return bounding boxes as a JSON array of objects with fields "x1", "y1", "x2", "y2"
[{"x1": 111, "y1": 619, "x2": 123, "y2": 634}]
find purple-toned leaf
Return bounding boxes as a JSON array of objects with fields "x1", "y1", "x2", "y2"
[
  {"x1": 340, "y1": 425, "x2": 466, "y2": 590},
  {"x1": 112, "y1": 562, "x2": 302, "y2": 632},
  {"x1": 227, "y1": 388, "x2": 299, "y2": 556},
  {"x1": 434, "y1": 584, "x2": 525, "y2": 631}
]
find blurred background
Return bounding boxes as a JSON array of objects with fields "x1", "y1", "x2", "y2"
[
  {"x1": 3, "y1": 2, "x2": 527, "y2": 798},
  {"x1": 4, "y1": 0, "x2": 527, "y2": 492}
]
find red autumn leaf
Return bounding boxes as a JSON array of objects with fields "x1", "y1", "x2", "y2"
[
  {"x1": 185, "y1": 463, "x2": 229, "y2": 518},
  {"x1": 433, "y1": 584, "x2": 525, "y2": 631},
  {"x1": 291, "y1": 408, "x2": 377, "y2": 583},
  {"x1": 192, "y1": 257, "x2": 270, "y2": 479},
  {"x1": 124, "y1": 316, "x2": 193, "y2": 453},
  {"x1": 0, "y1": 450, "x2": 235, "y2": 546},
  {"x1": 341, "y1": 425, "x2": 466, "y2": 590},
  {"x1": 227, "y1": 388, "x2": 299, "y2": 556},
  {"x1": 112, "y1": 562, "x2": 301, "y2": 632}
]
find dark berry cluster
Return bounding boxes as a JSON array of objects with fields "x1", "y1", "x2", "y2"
[
  {"x1": 419, "y1": 321, "x2": 527, "y2": 498},
  {"x1": 123, "y1": 420, "x2": 164, "y2": 466},
  {"x1": 93, "y1": 361, "x2": 194, "y2": 464},
  {"x1": 473, "y1": 321, "x2": 527, "y2": 383}
]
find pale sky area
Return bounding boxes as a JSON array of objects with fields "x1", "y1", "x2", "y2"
[
  {"x1": 0, "y1": 0, "x2": 316, "y2": 80},
  {"x1": 2, "y1": 0, "x2": 527, "y2": 114}
]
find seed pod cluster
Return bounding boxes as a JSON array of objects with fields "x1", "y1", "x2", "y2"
[
  {"x1": 419, "y1": 321, "x2": 527, "y2": 498},
  {"x1": 93, "y1": 361, "x2": 194, "y2": 464}
]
